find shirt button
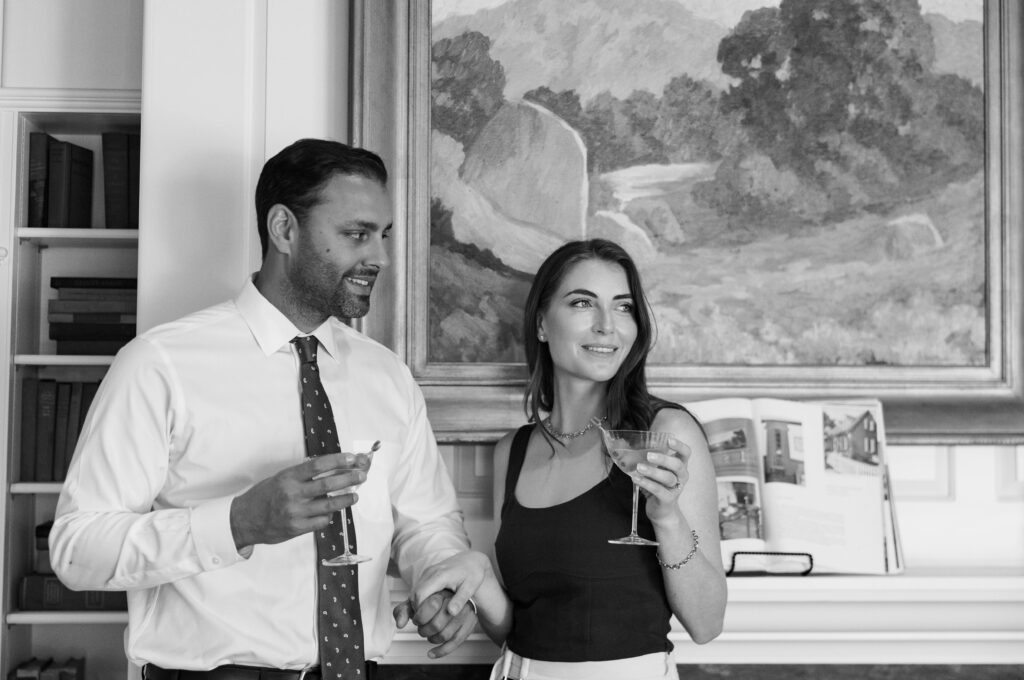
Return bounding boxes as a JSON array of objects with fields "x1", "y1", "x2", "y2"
[{"x1": 212, "y1": 556, "x2": 221, "y2": 565}]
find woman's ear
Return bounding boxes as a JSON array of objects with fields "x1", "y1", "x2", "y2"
[
  {"x1": 266, "y1": 204, "x2": 297, "y2": 255},
  {"x1": 537, "y1": 315, "x2": 547, "y2": 342}
]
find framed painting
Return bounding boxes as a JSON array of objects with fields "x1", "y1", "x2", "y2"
[{"x1": 351, "y1": 0, "x2": 1023, "y2": 444}]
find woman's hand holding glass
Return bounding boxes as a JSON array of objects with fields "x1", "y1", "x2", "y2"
[{"x1": 634, "y1": 436, "x2": 691, "y2": 524}]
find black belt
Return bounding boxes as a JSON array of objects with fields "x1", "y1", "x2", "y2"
[{"x1": 144, "y1": 662, "x2": 378, "y2": 680}]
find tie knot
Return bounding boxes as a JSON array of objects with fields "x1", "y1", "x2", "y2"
[{"x1": 291, "y1": 335, "x2": 318, "y2": 364}]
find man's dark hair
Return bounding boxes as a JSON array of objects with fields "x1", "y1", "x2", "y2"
[{"x1": 255, "y1": 138, "x2": 388, "y2": 257}]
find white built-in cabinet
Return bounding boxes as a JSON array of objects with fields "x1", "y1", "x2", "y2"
[{"x1": 0, "y1": 2, "x2": 142, "y2": 678}]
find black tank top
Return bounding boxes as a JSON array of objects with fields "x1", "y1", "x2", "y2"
[{"x1": 494, "y1": 424, "x2": 672, "y2": 662}]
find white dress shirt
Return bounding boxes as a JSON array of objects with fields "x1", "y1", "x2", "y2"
[{"x1": 49, "y1": 278, "x2": 469, "y2": 669}]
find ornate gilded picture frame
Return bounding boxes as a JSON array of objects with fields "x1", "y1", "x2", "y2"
[{"x1": 351, "y1": 0, "x2": 1023, "y2": 445}]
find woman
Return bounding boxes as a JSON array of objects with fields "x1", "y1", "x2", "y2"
[{"x1": 414, "y1": 239, "x2": 726, "y2": 678}]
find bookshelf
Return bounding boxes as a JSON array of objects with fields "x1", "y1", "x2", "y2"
[{"x1": 1, "y1": 103, "x2": 140, "y2": 680}]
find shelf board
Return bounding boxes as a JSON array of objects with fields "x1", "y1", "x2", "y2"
[
  {"x1": 17, "y1": 107, "x2": 141, "y2": 134},
  {"x1": 721, "y1": 566, "x2": 1024, "y2": 600},
  {"x1": 10, "y1": 482, "x2": 63, "y2": 494},
  {"x1": 14, "y1": 354, "x2": 115, "y2": 366},
  {"x1": 6, "y1": 610, "x2": 127, "y2": 625},
  {"x1": 17, "y1": 228, "x2": 139, "y2": 248}
]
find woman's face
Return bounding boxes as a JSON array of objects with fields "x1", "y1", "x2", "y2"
[{"x1": 538, "y1": 258, "x2": 638, "y2": 385}]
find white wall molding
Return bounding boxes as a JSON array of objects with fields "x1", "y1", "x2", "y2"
[
  {"x1": 996, "y1": 445, "x2": 1024, "y2": 500},
  {"x1": 888, "y1": 445, "x2": 954, "y2": 500}
]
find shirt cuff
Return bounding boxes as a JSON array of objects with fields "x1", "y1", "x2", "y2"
[{"x1": 189, "y1": 496, "x2": 248, "y2": 570}]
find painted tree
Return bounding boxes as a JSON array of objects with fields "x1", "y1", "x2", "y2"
[
  {"x1": 711, "y1": 0, "x2": 982, "y2": 221},
  {"x1": 431, "y1": 31, "x2": 507, "y2": 149},
  {"x1": 653, "y1": 74, "x2": 732, "y2": 162}
]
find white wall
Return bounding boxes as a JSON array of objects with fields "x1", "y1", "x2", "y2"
[
  {"x1": 1, "y1": 0, "x2": 142, "y2": 90},
  {"x1": 138, "y1": 0, "x2": 348, "y2": 331}
]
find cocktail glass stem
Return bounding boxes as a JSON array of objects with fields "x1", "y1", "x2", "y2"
[
  {"x1": 339, "y1": 510, "x2": 353, "y2": 558},
  {"x1": 629, "y1": 484, "x2": 641, "y2": 539}
]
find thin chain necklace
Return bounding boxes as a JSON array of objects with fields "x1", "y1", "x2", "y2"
[{"x1": 542, "y1": 415, "x2": 606, "y2": 441}]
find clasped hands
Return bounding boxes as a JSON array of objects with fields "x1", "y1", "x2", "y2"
[{"x1": 392, "y1": 550, "x2": 491, "y2": 658}]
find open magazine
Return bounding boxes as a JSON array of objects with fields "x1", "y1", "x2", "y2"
[{"x1": 684, "y1": 398, "x2": 902, "y2": 575}]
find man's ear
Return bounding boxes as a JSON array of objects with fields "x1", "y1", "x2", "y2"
[{"x1": 267, "y1": 204, "x2": 297, "y2": 255}]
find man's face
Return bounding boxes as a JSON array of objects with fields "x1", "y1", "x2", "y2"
[{"x1": 288, "y1": 173, "x2": 392, "y2": 320}]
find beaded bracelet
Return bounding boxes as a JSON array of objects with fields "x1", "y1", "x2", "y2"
[{"x1": 656, "y1": 530, "x2": 700, "y2": 570}]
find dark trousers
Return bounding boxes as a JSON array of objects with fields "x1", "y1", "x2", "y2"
[{"x1": 143, "y1": 662, "x2": 378, "y2": 680}]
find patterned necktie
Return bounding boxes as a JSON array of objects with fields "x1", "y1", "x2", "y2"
[{"x1": 292, "y1": 335, "x2": 365, "y2": 679}]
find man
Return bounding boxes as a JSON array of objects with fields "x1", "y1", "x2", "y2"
[{"x1": 50, "y1": 139, "x2": 484, "y2": 679}]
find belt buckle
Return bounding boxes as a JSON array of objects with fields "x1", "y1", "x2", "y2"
[{"x1": 297, "y1": 669, "x2": 318, "y2": 680}]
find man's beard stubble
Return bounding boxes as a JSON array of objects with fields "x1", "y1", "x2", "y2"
[{"x1": 288, "y1": 245, "x2": 372, "y2": 321}]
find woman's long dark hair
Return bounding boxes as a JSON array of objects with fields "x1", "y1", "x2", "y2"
[{"x1": 522, "y1": 239, "x2": 679, "y2": 431}]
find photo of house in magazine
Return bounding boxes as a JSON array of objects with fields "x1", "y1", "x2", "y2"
[{"x1": 685, "y1": 398, "x2": 902, "y2": 575}]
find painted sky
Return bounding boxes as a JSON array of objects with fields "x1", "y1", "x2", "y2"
[{"x1": 432, "y1": 0, "x2": 984, "y2": 26}]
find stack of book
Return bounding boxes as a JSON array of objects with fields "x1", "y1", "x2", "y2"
[
  {"x1": 17, "y1": 523, "x2": 125, "y2": 615},
  {"x1": 7, "y1": 656, "x2": 85, "y2": 679},
  {"x1": 27, "y1": 131, "x2": 140, "y2": 230},
  {"x1": 18, "y1": 572, "x2": 126, "y2": 612},
  {"x1": 48, "y1": 276, "x2": 137, "y2": 356},
  {"x1": 19, "y1": 378, "x2": 100, "y2": 482}
]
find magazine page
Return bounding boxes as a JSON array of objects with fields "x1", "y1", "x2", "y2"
[
  {"x1": 687, "y1": 397, "x2": 896, "y2": 574},
  {"x1": 760, "y1": 398, "x2": 888, "y2": 574},
  {"x1": 819, "y1": 399, "x2": 902, "y2": 573},
  {"x1": 764, "y1": 471, "x2": 886, "y2": 574},
  {"x1": 683, "y1": 398, "x2": 771, "y2": 573}
]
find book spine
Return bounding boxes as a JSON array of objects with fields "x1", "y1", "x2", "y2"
[
  {"x1": 34, "y1": 380, "x2": 57, "y2": 482},
  {"x1": 50, "y1": 276, "x2": 137, "y2": 290},
  {"x1": 80, "y1": 382, "x2": 100, "y2": 423},
  {"x1": 51, "y1": 383, "x2": 72, "y2": 484},
  {"x1": 47, "y1": 312, "x2": 137, "y2": 324},
  {"x1": 102, "y1": 132, "x2": 129, "y2": 229},
  {"x1": 48, "y1": 299, "x2": 136, "y2": 313},
  {"x1": 34, "y1": 520, "x2": 54, "y2": 575},
  {"x1": 127, "y1": 132, "x2": 141, "y2": 229},
  {"x1": 62, "y1": 382, "x2": 85, "y2": 482},
  {"x1": 49, "y1": 323, "x2": 135, "y2": 341},
  {"x1": 10, "y1": 657, "x2": 50, "y2": 679},
  {"x1": 18, "y1": 574, "x2": 127, "y2": 610},
  {"x1": 45, "y1": 141, "x2": 72, "y2": 228},
  {"x1": 66, "y1": 144, "x2": 94, "y2": 229},
  {"x1": 19, "y1": 377, "x2": 39, "y2": 482},
  {"x1": 56, "y1": 340, "x2": 129, "y2": 356},
  {"x1": 27, "y1": 133, "x2": 52, "y2": 229},
  {"x1": 54, "y1": 288, "x2": 138, "y2": 302}
]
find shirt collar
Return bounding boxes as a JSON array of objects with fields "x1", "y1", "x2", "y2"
[{"x1": 235, "y1": 275, "x2": 341, "y2": 362}]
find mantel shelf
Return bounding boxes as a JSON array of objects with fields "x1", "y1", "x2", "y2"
[
  {"x1": 385, "y1": 568, "x2": 1024, "y2": 665},
  {"x1": 3, "y1": 570, "x2": 1021, "y2": 662},
  {"x1": 17, "y1": 228, "x2": 139, "y2": 248}
]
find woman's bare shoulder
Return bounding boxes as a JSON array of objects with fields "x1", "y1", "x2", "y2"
[{"x1": 652, "y1": 406, "x2": 705, "y2": 442}]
